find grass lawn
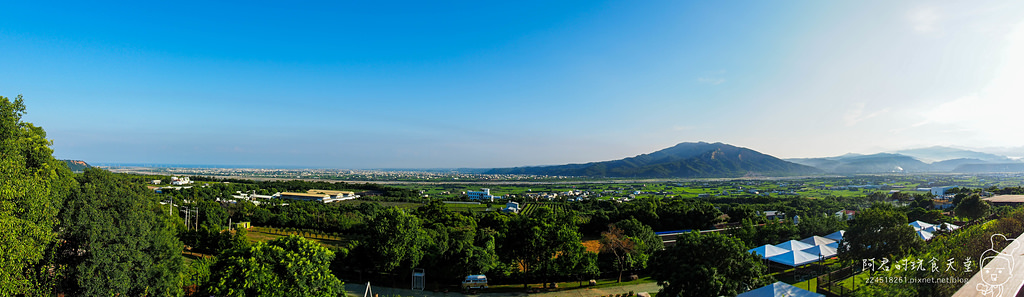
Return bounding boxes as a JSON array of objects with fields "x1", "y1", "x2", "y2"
[
  {"x1": 835, "y1": 272, "x2": 869, "y2": 291},
  {"x1": 444, "y1": 203, "x2": 493, "y2": 213},
  {"x1": 792, "y1": 277, "x2": 818, "y2": 293},
  {"x1": 246, "y1": 226, "x2": 349, "y2": 248}
]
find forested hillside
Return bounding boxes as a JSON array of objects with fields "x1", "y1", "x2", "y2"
[{"x1": 488, "y1": 142, "x2": 822, "y2": 178}]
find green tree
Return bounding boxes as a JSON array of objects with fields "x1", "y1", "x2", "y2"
[
  {"x1": 543, "y1": 224, "x2": 597, "y2": 286},
  {"x1": 754, "y1": 219, "x2": 799, "y2": 247},
  {"x1": 207, "y1": 235, "x2": 345, "y2": 297},
  {"x1": 726, "y1": 204, "x2": 756, "y2": 223},
  {"x1": 600, "y1": 223, "x2": 638, "y2": 282},
  {"x1": 911, "y1": 194, "x2": 934, "y2": 210},
  {"x1": 655, "y1": 200, "x2": 722, "y2": 230},
  {"x1": 797, "y1": 213, "x2": 848, "y2": 238},
  {"x1": 183, "y1": 257, "x2": 213, "y2": 297},
  {"x1": 361, "y1": 207, "x2": 427, "y2": 273},
  {"x1": 906, "y1": 207, "x2": 944, "y2": 223},
  {"x1": 499, "y1": 206, "x2": 589, "y2": 287},
  {"x1": 55, "y1": 168, "x2": 184, "y2": 296},
  {"x1": 415, "y1": 200, "x2": 499, "y2": 285},
  {"x1": 867, "y1": 191, "x2": 888, "y2": 201},
  {"x1": 954, "y1": 194, "x2": 990, "y2": 220},
  {"x1": 649, "y1": 231, "x2": 772, "y2": 297},
  {"x1": 841, "y1": 203, "x2": 922, "y2": 264},
  {"x1": 0, "y1": 95, "x2": 76, "y2": 295},
  {"x1": 614, "y1": 218, "x2": 661, "y2": 266}
]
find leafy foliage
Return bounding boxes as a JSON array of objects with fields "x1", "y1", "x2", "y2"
[
  {"x1": 954, "y1": 194, "x2": 990, "y2": 220},
  {"x1": 600, "y1": 224, "x2": 636, "y2": 282},
  {"x1": 55, "y1": 168, "x2": 184, "y2": 296},
  {"x1": 649, "y1": 231, "x2": 772, "y2": 297},
  {"x1": 497, "y1": 206, "x2": 596, "y2": 287},
  {"x1": 207, "y1": 235, "x2": 344, "y2": 297},
  {"x1": 841, "y1": 203, "x2": 922, "y2": 264},
  {"x1": 415, "y1": 200, "x2": 500, "y2": 283},
  {"x1": 359, "y1": 207, "x2": 428, "y2": 273},
  {"x1": 0, "y1": 95, "x2": 76, "y2": 295}
]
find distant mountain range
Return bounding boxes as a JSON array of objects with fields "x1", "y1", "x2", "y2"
[
  {"x1": 894, "y1": 146, "x2": 1016, "y2": 163},
  {"x1": 486, "y1": 143, "x2": 1024, "y2": 178},
  {"x1": 786, "y1": 146, "x2": 1024, "y2": 174},
  {"x1": 67, "y1": 144, "x2": 1024, "y2": 178},
  {"x1": 486, "y1": 142, "x2": 822, "y2": 178}
]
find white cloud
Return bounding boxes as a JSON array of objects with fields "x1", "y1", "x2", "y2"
[{"x1": 918, "y1": 20, "x2": 1024, "y2": 145}]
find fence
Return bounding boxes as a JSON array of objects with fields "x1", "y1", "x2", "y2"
[
  {"x1": 817, "y1": 265, "x2": 862, "y2": 296},
  {"x1": 251, "y1": 226, "x2": 348, "y2": 242}
]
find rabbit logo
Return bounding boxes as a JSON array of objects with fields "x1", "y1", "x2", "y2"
[{"x1": 976, "y1": 234, "x2": 1020, "y2": 297}]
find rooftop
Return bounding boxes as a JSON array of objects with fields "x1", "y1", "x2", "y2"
[
  {"x1": 279, "y1": 192, "x2": 329, "y2": 198},
  {"x1": 306, "y1": 189, "x2": 355, "y2": 196}
]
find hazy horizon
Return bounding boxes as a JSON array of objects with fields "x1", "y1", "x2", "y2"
[{"x1": 5, "y1": 1, "x2": 1024, "y2": 168}]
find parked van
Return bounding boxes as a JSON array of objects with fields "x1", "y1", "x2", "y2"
[{"x1": 462, "y1": 275, "x2": 488, "y2": 290}]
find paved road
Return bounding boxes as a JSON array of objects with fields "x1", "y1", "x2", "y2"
[{"x1": 344, "y1": 282, "x2": 660, "y2": 297}]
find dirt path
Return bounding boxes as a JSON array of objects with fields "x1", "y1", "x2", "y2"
[{"x1": 344, "y1": 282, "x2": 660, "y2": 297}]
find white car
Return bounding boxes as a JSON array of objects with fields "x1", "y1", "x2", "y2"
[{"x1": 462, "y1": 275, "x2": 488, "y2": 290}]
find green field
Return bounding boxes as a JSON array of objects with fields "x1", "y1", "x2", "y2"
[{"x1": 246, "y1": 226, "x2": 350, "y2": 248}]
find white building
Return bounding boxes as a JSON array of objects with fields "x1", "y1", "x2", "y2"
[
  {"x1": 931, "y1": 186, "x2": 956, "y2": 198},
  {"x1": 503, "y1": 202, "x2": 520, "y2": 213},
  {"x1": 305, "y1": 189, "x2": 359, "y2": 202},
  {"x1": 170, "y1": 176, "x2": 192, "y2": 186},
  {"x1": 276, "y1": 190, "x2": 357, "y2": 203},
  {"x1": 468, "y1": 188, "x2": 500, "y2": 201}
]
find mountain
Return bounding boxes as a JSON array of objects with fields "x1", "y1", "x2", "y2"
[
  {"x1": 788, "y1": 147, "x2": 1022, "y2": 173},
  {"x1": 788, "y1": 153, "x2": 930, "y2": 173},
  {"x1": 930, "y1": 158, "x2": 991, "y2": 172},
  {"x1": 486, "y1": 142, "x2": 822, "y2": 178},
  {"x1": 894, "y1": 146, "x2": 1016, "y2": 163},
  {"x1": 972, "y1": 146, "x2": 1024, "y2": 160},
  {"x1": 61, "y1": 160, "x2": 91, "y2": 172},
  {"x1": 953, "y1": 163, "x2": 1024, "y2": 173}
]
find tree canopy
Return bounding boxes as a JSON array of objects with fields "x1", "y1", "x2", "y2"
[
  {"x1": 55, "y1": 168, "x2": 184, "y2": 296},
  {"x1": 841, "y1": 202, "x2": 922, "y2": 264},
  {"x1": 954, "y1": 194, "x2": 990, "y2": 220},
  {"x1": 207, "y1": 235, "x2": 344, "y2": 297},
  {"x1": 649, "y1": 231, "x2": 771, "y2": 297},
  {"x1": 0, "y1": 95, "x2": 76, "y2": 295}
]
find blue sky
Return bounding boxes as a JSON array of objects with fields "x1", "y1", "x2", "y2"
[{"x1": 3, "y1": 1, "x2": 1024, "y2": 168}]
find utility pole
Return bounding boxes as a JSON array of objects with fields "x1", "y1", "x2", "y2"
[{"x1": 194, "y1": 207, "x2": 199, "y2": 231}]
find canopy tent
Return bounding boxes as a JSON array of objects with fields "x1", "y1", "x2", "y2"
[
  {"x1": 776, "y1": 240, "x2": 816, "y2": 251},
  {"x1": 737, "y1": 281, "x2": 823, "y2": 297},
  {"x1": 943, "y1": 223, "x2": 960, "y2": 231},
  {"x1": 917, "y1": 230, "x2": 934, "y2": 241},
  {"x1": 768, "y1": 250, "x2": 821, "y2": 267},
  {"x1": 909, "y1": 221, "x2": 935, "y2": 231},
  {"x1": 801, "y1": 245, "x2": 838, "y2": 258},
  {"x1": 748, "y1": 244, "x2": 789, "y2": 259},
  {"x1": 923, "y1": 225, "x2": 939, "y2": 233},
  {"x1": 824, "y1": 230, "x2": 845, "y2": 242},
  {"x1": 826, "y1": 242, "x2": 840, "y2": 250},
  {"x1": 800, "y1": 236, "x2": 837, "y2": 246}
]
